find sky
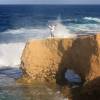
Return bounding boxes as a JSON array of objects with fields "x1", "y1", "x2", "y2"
[{"x1": 0, "y1": 0, "x2": 100, "y2": 4}]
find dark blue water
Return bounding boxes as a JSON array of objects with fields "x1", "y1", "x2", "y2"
[
  {"x1": 0, "y1": 5, "x2": 100, "y2": 43},
  {"x1": 0, "y1": 5, "x2": 100, "y2": 100},
  {"x1": 0, "y1": 5, "x2": 100, "y2": 32}
]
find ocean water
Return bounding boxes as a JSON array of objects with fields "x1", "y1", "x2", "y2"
[{"x1": 0, "y1": 5, "x2": 100, "y2": 100}]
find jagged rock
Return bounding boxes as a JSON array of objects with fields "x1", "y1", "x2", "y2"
[{"x1": 21, "y1": 34, "x2": 100, "y2": 84}]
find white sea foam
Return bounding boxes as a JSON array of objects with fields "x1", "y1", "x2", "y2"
[
  {"x1": 0, "y1": 43, "x2": 25, "y2": 68},
  {"x1": 3, "y1": 28, "x2": 49, "y2": 35},
  {"x1": 2, "y1": 27, "x2": 51, "y2": 40},
  {"x1": 69, "y1": 23, "x2": 100, "y2": 33},
  {"x1": 84, "y1": 17, "x2": 100, "y2": 23}
]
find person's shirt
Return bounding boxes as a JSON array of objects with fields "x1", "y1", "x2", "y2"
[{"x1": 48, "y1": 25, "x2": 56, "y2": 32}]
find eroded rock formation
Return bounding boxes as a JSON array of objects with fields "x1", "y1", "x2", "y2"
[
  {"x1": 21, "y1": 38, "x2": 74, "y2": 82},
  {"x1": 21, "y1": 34, "x2": 100, "y2": 84}
]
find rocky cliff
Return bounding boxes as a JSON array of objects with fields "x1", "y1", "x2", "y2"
[{"x1": 21, "y1": 34, "x2": 100, "y2": 84}]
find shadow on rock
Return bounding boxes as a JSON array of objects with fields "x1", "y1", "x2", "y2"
[
  {"x1": 77, "y1": 77, "x2": 100, "y2": 100},
  {"x1": 56, "y1": 36, "x2": 97, "y2": 85}
]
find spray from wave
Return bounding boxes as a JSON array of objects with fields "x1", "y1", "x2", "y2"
[
  {"x1": 0, "y1": 43, "x2": 25, "y2": 68},
  {"x1": 48, "y1": 18, "x2": 77, "y2": 38},
  {"x1": 53, "y1": 22, "x2": 77, "y2": 38}
]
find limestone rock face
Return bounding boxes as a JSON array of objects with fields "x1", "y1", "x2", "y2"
[
  {"x1": 21, "y1": 34, "x2": 100, "y2": 83},
  {"x1": 21, "y1": 38, "x2": 73, "y2": 82}
]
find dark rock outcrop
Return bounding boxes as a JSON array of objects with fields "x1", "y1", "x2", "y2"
[{"x1": 79, "y1": 77, "x2": 100, "y2": 100}]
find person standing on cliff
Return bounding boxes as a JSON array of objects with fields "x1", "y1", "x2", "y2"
[{"x1": 48, "y1": 24, "x2": 56, "y2": 37}]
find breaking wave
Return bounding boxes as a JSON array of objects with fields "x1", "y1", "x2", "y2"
[
  {"x1": 84, "y1": 17, "x2": 100, "y2": 23},
  {"x1": 0, "y1": 43, "x2": 25, "y2": 68},
  {"x1": 3, "y1": 27, "x2": 49, "y2": 35},
  {"x1": 69, "y1": 23, "x2": 100, "y2": 33}
]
